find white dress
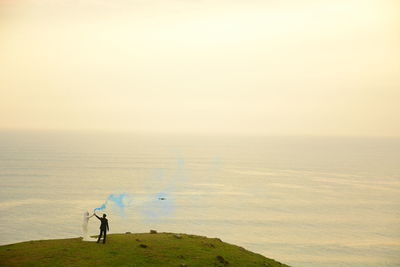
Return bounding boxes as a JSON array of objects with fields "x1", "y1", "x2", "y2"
[{"x1": 82, "y1": 212, "x2": 96, "y2": 241}]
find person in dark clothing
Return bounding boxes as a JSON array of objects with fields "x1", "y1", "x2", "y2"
[{"x1": 94, "y1": 212, "x2": 109, "y2": 244}]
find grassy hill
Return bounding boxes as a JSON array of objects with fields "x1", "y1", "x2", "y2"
[{"x1": 0, "y1": 233, "x2": 289, "y2": 267}]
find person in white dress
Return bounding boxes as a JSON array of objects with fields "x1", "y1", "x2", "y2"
[{"x1": 82, "y1": 211, "x2": 95, "y2": 241}]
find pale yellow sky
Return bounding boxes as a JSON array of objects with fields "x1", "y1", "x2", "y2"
[{"x1": 1, "y1": 0, "x2": 399, "y2": 136}]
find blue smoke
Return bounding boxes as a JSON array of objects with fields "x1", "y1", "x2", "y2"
[
  {"x1": 93, "y1": 159, "x2": 194, "y2": 221},
  {"x1": 93, "y1": 203, "x2": 107, "y2": 212},
  {"x1": 93, "y1": 193, "x2": 132, "y2": 215}
]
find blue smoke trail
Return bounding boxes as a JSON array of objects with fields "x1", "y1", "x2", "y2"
[
  {"x1": 93, "y1": 158, "x2": 195, "y2": 221},
  {"x1": 94, "y1": 193, "x2": 132, "y2": 215},
  {"x1": 94, "y1": 203, "x2": 107, "y2": 212}
]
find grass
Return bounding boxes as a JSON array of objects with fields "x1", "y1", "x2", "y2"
[{"x1": 0, "y1": 233, "x2": 290, "y2": 267}]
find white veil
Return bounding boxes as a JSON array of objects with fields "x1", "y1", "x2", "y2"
[{"x1": 82, "y1": 211, "x2": 96, "y2": 241}]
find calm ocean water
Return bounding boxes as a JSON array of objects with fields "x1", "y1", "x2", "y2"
[{"x1": 0, "y1": 131, "x2": 399, "y2": 266}]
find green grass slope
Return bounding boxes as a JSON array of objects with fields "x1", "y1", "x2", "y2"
[{"x1": 0, "y1": 233, "x2": 290, "y2": 267}]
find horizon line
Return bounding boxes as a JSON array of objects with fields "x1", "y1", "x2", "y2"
[{"x1": 0, "y1": 127, "x2": 399, "y2": 139}]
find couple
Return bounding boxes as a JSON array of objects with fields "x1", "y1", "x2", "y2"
[{"x1": 82, "y1": 211, "x2": 109, "y2": 243}]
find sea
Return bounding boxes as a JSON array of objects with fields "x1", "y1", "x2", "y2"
[{"x1": 0, "y1": 131, "x2": 399, "y2": 266}]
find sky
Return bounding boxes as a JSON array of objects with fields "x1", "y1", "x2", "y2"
[{"x1": 0, "y1": 0, "x2": 399, "y2": 136}]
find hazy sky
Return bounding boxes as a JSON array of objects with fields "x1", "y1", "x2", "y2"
[{"x1": 1, "y1": 0, "x2": 399, "y2": 136}]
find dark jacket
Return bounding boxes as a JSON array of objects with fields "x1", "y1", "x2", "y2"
[{"x1": 95, "y1": 215, "x2": 109, "y2": 231}]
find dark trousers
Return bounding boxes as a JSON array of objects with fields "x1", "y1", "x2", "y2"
[{"x1": 97, "y1": 229, "x2": 107, "y2": 243}]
